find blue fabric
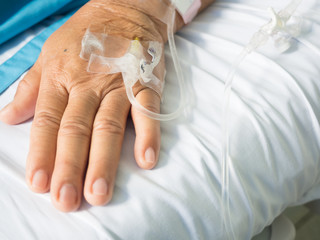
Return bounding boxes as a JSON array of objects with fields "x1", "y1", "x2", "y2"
[
  {"x1": 0, "y1": 0, "x2": 71, "y2": 45},
  {"x1": 0, "y1": 0, "x2": 89, "y2": 94},
  {"x1": 0, "y1": 0, "x2": 89, "y2": 45},
  {"x1": 0, "y1": 0, "x2": 32, "y2": 25}
]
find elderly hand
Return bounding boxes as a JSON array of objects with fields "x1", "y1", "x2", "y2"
[{"x1": 0, "y1": 0, "x2": 167, "y2": 212}]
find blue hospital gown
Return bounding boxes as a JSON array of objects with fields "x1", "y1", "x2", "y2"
[{"x1": 0, "y1": 0, "x2": 89, "y2": 93}]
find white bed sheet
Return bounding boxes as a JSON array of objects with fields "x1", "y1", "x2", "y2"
[{"x1": 1, "y1": 0, "x2": 320, "y2": 239}]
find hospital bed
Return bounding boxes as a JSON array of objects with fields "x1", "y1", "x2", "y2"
[{"x1": 1, "y1": 0, "x2": 320, "y2": 239}]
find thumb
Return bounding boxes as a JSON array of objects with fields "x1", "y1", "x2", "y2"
[{"x1": 0, "y1": 58, "x2": 42, "y2": 125}]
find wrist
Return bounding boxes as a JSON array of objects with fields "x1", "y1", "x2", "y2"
[{"x1": 89, "y1": 0, "x2": 185, "y2": 42}]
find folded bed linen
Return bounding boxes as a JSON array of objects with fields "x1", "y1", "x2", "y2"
[{"x1": 0, "y1": 0, "x2": 320, "y2": 239}]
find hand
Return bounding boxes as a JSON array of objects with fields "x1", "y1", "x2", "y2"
[{"x1": 0, "y1": 0, "x2": 165, "y2": 212}]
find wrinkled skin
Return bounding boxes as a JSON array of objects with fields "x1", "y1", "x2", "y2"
[{"x1": 0, "y1": 0, "x2": 165, "y2": 212}]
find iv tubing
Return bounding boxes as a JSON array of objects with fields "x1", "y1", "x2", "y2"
[
  {"x1": 126, "y1": 5, "x2": 186, "y2": 121},
  {"x1": 220, "y1": 0, "x2": 306, "y2": 239},
  {"x1": 221, "y1": 49, "x2": 248, "y2": 240}
]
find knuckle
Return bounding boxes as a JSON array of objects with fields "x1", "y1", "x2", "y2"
[
  {"x1": 56, "y1": 158, "x2": 83, "y2": 173},
  {"x1": 70, "y1": 89, "x2": 100, "y2": 104},
  {"x1": 59, "y1": 119, "x2": 92, "y2": 138},
  {"x1": 94, "y1": 118, "x2": 124, "y2": 136},
  {"x1": 17, "y1": 78, "x2": 35, "y2": 94},
  {"x1": 50, "y1": 67, "x2": 72, "y2": 86},
  {"x1": 142, "y1": 103, "x2": 160, "y2": 114},
  {"x1": 99, "y1": 74, "x2": 126, "y2": 98},
  {"x1": 33, "y1": 110, "x2": 61, "y2": 131}
]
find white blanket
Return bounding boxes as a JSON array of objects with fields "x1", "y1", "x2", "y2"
[{"x1": 0, "y1": 0, "x2": 320, "y2": 239}]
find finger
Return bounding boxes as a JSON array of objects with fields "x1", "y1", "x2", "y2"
[
  {"x1": 84, "y1": 89, "x2": 130, "y2": 206},
  {"x1": 131, "y1": 88, "x2": 161, "y2": 170},
  {"x1": 26, "y1": 72, "x2": 68, "y2": 194},
  {"x1": 0, "y1": 57, "x2": 42, "y2": 125},
  {"x1": 50, "y1": 90, "x2": 100, "y2": 212}
]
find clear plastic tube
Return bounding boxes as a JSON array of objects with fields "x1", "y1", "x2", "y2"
[
  {"x1": 220, "y1": 1, "x2": 304, "y2": 239},
  {"x1": 125, "y1": 5, "x2": 186, "y2": 121},
  {"x1": 221, "y1": 49, "x2": 248, "y2": 240},
  {"x1": 81, "y1": 3, "x2": 186, "y2": 121}
]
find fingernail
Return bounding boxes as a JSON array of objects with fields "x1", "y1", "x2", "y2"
[
  {"x1": 145, "y1": 147, "x2": 156, "y2": 163},
  {"x1": 59, "y1": 184, "x2": 77, "y2": 204},
  {"x1": 92, "y1": 178, "x2": 108, "y2": 196},
  {"x1": 32, "y1": 170, "x2": 48, "y2": 190}
]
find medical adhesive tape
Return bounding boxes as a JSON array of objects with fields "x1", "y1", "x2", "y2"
[{"x1": 80, "y1": 0, "x2": 200, "y2": 121}]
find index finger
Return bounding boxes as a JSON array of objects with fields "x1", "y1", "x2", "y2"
[{"x1": 26, "y1": 72, "x2": 68, "y2": 193}]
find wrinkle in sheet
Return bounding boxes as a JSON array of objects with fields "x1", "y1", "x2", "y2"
[{"x1": 1, "y1": 0, "x2": 320, "y2": 239}]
